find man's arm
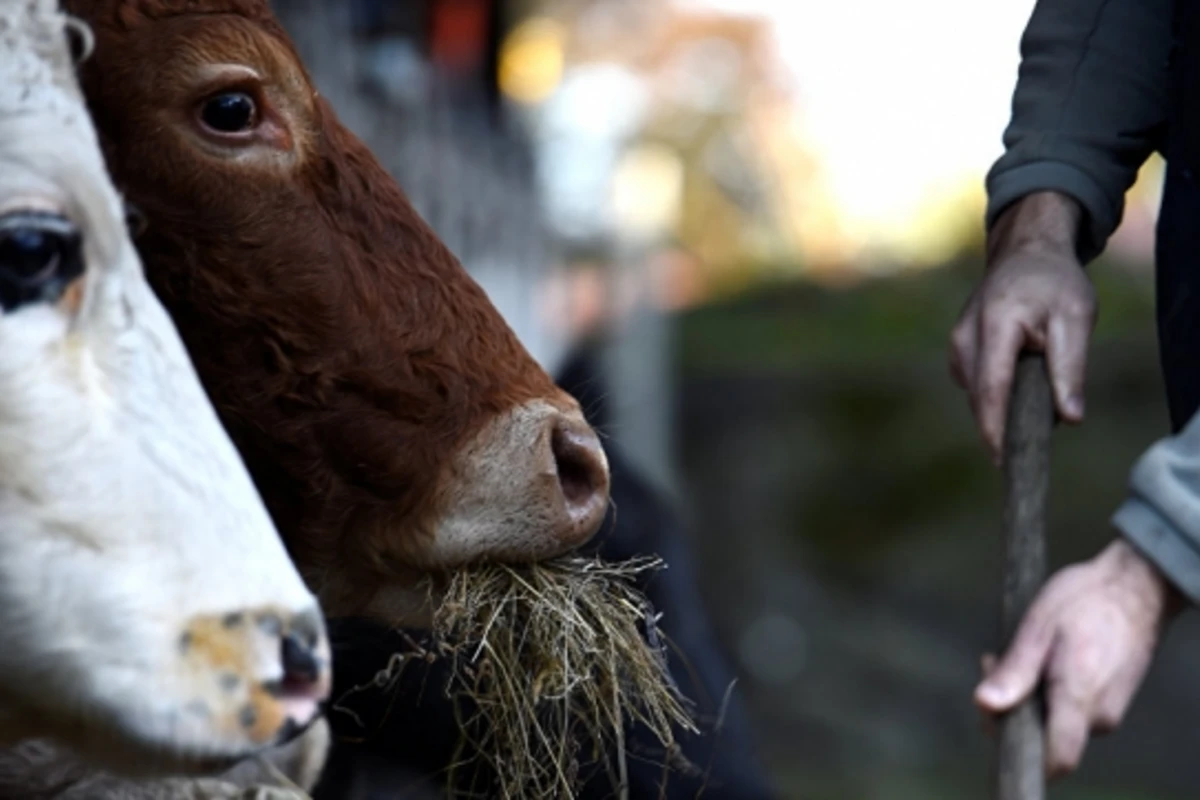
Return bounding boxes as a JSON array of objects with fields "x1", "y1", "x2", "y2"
[
  {"x1": 986, "y1": 0, "x2": 1173, "y2": 264},
  {"x1": 1114, "y1": 406, "x2": 1200, "y2": 607},
  {"x1": 953, "y1": 0, "x2": 1174, "y2": 461},
  {"x1": 966, "y1": 0, "x2": 1187, "y2": 780}
]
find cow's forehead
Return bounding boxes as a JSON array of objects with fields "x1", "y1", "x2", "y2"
[
  {"x1": 80, "y1": 0, "x2": 275, "y2": 28},
  {"x1": 0, "y1": 0, "x2": 82, "y2": 116},
  {"x1": 77, "y1": 0, "x2": 310, "y2": 99},
  {"x1": 0, "y1": 1, "x2": 116, "y2": 232}
]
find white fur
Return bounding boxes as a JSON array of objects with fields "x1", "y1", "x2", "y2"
[{"x1": 0, "y1": 0, "x2": 327, "y2": 771}]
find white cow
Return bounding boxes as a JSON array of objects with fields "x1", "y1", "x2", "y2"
[{"x1": 0, "y1": 0, "x2": 331, "y2": 776}]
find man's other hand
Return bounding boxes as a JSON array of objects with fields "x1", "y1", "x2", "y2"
[
  {"x1": 975, "y1": 538, "x2": 1180, "y2": 778},
  {"x1": 950, "y1": 191, "x2": 1096, "y2": 465}
]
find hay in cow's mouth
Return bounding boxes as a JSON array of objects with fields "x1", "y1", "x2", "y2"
[{"x1": 356, "y1": 555, "x2": 698, "y2": 799}]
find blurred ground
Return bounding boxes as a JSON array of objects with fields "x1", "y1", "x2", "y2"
[{"x1": 672, "y1": 254, "x2": 1198, "y2": 799}]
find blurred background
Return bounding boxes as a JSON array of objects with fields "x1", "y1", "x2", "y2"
[{"x1": 274, "y1": 1, "x2": 1193, "y2": 797}]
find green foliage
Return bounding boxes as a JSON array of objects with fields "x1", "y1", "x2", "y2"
[
  {"x1": 673, "y1": 257, "x2": 1177, "y2": 797},
  {"x1": 677, "y1": 256, "x2": 1155, "y2": 376}
]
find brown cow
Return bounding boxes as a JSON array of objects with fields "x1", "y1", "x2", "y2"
[{"x1": 60, "y1": 0, "x2": 612, "y2": 626}]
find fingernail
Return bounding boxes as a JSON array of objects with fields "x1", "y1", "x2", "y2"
[
  {"x1": 977, "y1": 681, "x2": 1011, "y2": 707},
  {"x1": 1067, "y1": 395, "x2": 1084, "y2": 418}
]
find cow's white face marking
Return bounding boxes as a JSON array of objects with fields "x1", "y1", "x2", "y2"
[{"x1": 0, "y1": 0, "x2": 331, "y2": 773}]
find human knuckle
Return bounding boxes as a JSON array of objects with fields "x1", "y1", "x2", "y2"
[
  {"x1": 949, "y1": 333, "x2": 970, "y2": 361},
  {"x1": 979, "y1": 305, "x2": 1016, "y2": 334},
  {"x1": 1059, "y1": 298, "x2": 1096, "y2": 321},
  {"x1": 950, "y1": 319, "x2": 971, "y2": 344}
]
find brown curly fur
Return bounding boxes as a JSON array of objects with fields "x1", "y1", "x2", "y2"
[{"x1": 61, "y1": 0, "x2": 566, "y2": 615}]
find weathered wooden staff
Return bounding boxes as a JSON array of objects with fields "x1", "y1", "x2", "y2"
[{"x1": 995, "y1": 352, "x2": 1054, "y2": 800}]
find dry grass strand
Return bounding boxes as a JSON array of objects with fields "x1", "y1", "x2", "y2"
[{"x1": 430, "y1": 555, "x2": 699, "y2": 800}]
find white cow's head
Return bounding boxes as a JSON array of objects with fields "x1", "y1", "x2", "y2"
[{"x1": 0, "y1": 0, "x2": 331, "y2": 773}]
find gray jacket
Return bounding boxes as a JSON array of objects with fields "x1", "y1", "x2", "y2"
[{"x1": 990, "y1": 0, "x2": 1200, "y2": 602}]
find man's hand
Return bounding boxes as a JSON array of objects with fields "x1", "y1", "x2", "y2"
[
  {"x1": 950, "y1": 191, "x2": 1097, "y2": 464},
  {"x1": 975, "y1": 538, "x2": 1183, "y2": 778}
]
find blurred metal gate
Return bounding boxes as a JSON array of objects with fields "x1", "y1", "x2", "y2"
[{"x1": 276, "y1": 0, "x2": 677, "y2": 493}]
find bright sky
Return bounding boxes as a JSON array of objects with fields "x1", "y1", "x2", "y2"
[{"x1": 675, "y1": 0, "x2": 1038, "y2": 263}]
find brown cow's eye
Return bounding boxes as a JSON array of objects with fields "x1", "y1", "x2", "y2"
[{"x1": 200, "y1": 92, "x2": 257, "y2": 133}]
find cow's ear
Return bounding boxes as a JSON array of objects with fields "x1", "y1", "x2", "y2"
[{"x1": 124, "y1": 201, "x2": 148, "y2": 240}]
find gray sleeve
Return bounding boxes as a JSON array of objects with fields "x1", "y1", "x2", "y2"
[
  {"x1": 1113, "y1": 408, "x2": 1200, "y2": 605},
  {"x1": 985, "y1": 0, "x2": 1173, "y2": 263}
]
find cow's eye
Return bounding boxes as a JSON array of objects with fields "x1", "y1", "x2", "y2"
[
  {"x1": 0, "y1": 211, "x2": 83, "y2": 311},
  {"x1": 200, "y1": 92, "x2": 257, "y2": 133}
]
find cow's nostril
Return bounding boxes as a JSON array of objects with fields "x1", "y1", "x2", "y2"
[
  {"x1": 549, "y1": 415, "x2": 610, "y2": 540},
  {"x1": 271, "y1": 611, "x2": 330, "y2": 736},
  {"x1": 553, "y1": 427, "x2": 599, "y2": 506},
  {"x1": 280, "y1": 632, "x2": 320, "y2": 687}
]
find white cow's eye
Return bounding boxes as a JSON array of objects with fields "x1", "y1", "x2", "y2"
[{"x1": 0, "y1": 212, "x2": 82, "y2": 311}]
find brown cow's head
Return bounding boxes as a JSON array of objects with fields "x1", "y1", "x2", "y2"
[{"x1": 64, "y1": 0, "x2": 611, "y2": 624}]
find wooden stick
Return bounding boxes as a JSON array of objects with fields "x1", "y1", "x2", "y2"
[{"x1": 995, "y1": 353, "x2": 1054, "y2": 800}]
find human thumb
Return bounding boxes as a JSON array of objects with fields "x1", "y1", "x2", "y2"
[{"x1": 974, "y1": 620, "x2": 1054, "y2": 712}]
